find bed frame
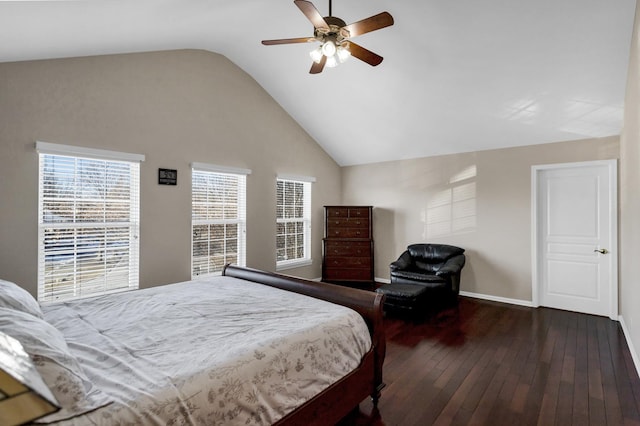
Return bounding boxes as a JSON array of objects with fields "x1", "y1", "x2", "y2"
[{"x1": 222, "y1": 265, "x2": 386, "y2": 426}]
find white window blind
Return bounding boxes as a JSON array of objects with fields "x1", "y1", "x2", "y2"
[
  {"x1": 276, "y1": 177, "x2": 312, "y2": 270},
  {"x1": 191, "y1": 166, "x2": 248, "y2": 277},
  {"x1": 37, "y1": 144, "x2": 143, "y2": 302}
]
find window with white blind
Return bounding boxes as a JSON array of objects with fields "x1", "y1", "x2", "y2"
[
  {"x1": 191, "y1": 163, "x2": 250, "y2": 278},
  {"x1": 276, "y1": 175, "x2": 314, "y2": 270},
  {"x1": 36, "y1": 142, "x2": 144, "y2": 302}
]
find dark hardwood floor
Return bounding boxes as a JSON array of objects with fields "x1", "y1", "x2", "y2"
[{"x1": 343, "y1": 297, "x2": 640, "y2": 426}]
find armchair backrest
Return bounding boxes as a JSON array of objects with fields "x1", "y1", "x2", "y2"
[{"x1": 407, "y1": 244, "x2": 465, "y2": 273}]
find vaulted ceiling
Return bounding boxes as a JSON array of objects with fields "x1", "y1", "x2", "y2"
[{"x1": 0, "y1": 0, "x2": 635, "y2": 166}]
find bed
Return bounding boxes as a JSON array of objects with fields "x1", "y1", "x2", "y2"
[{"x1": 0, "y1": 265, "x2": 385, "y2": 425}]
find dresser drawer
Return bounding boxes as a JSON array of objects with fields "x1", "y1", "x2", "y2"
[
  {"x1": 348, "y1": 207, "x2": 370, "y2": 218},
  {"x1": 324, "y1": 240, "x2": 371, "y2": 256},
  {"x1": 325, "y1": 206, "x2": 371, "y2": 219},
  {"x1": 324, "y1": 256, "x2": 371, "y2": 268},
  {"x1": 326, "y1": 217, "x2": 370, "y2": 228},
  {"x1": 325, "y1": 228, "x2": 370, "y2": 239},
  {"x1": 326, "y1": 207, "x2": 349, "y2": 218}
]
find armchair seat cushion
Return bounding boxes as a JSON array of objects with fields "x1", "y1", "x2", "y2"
[
  {"x1": 390, "y1": 270, "x2": 447, "y2": 284},
  {"x1": 377, "y1": 283, "x2": 429, "y2": 299}
]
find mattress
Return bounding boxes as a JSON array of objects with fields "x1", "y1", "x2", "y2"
[{"x1": 40, "y1": 275, "x2": 372, "y2": 425}]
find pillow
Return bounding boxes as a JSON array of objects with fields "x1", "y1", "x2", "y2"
[
  {"x1": 0, "y1": 308, "x2": 112, "y2": 423},
  {"x1": 0, "y1": 278, "x2": 43, "y2": 318}
]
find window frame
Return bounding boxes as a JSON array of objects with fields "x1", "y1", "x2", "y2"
[
  {"x1": 36, "y1": 141, "x2": 144, "y2": 302},
  {"x1": 276, "y1": 175, "x2": 314, "y2": 271},
  {"x1": 191, "y1": 163, "x2": 250, "y2": 278}
]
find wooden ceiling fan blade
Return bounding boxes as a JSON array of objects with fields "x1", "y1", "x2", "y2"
[
  {"x1": 262, "y1": 37, "x2": 316, "y2": 45},
  {"x1": 343, "y1": 12, "x2": 394, "y2": 38},
  {"x1": 348, "y1": 42, "x2": 383, "y2": 66},
  {"x1": 310, "y1": 55, "x2": 327, "y2": 74},
  {"x1": 294, "y1": 0, "x2": 329, "y2": 30}
]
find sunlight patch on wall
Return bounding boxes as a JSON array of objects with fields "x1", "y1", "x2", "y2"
[
  {"x1": 450, "y1": 165, "x2": 477, "y2": 183},
  {"x1": 421, "y1": 165, "x2": 477, "y2": 239}
]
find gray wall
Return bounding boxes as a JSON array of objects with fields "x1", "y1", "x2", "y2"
[
  {"x1": 0, "y1": 49, "x2": 342, "y2": 296},
  {"x1": 341, "y1": 137, "x2": 619, "y2": 302}
]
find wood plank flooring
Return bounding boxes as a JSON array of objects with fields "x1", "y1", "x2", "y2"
[{"x1": 341, "y1": 297, "x2": 640, "y2": 426}]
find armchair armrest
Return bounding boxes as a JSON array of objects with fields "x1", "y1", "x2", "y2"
[
  {"x1": 390, "y1": 251, "x2": 412, "y2": 271},
  {"x1": 435, "y1": 254, "x2": 466, "y2": 277}
]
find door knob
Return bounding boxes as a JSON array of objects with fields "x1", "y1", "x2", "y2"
[{"x1": 594, "y1": 248, "x2": 609, "y2": 254}]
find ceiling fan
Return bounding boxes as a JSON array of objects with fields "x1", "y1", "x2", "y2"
[{"x1": 261, "y1": 0, "x2": 394, "y2": 74}]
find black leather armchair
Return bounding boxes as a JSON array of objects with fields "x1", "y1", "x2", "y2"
[
  {"x1": 376, "y1": 244, "x2": 465, "y2": 316},
  {"x1": 376, "y1": 244, "x2": 466, "y2": 316},
  {"x1": 389, "y1": 243, "x2": 466, "y2": 302}
]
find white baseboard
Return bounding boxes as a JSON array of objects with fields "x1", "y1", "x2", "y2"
[
  {"x1": 458, "y1": 290, "x2": 534, "y2": 308},
  {"x1": 618, "y1": 315, "x2": 640, "y2": 379},
  {"x1": 375, "y1": 277, "x2": 390, "y2": 284}
]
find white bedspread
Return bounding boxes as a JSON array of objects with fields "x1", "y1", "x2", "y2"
[{"x1": 41, "y1": 275, "x2": 372, "y2": 425}]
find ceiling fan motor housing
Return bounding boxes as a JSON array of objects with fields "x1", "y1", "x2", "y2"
[{"x1": 314, "y1": 16, "x2": 350, "y2": 44}]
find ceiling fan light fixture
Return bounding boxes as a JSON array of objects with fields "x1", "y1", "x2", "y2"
[
  {"x1": 321, "y1": 40, "x2": 337, "y2": 57},
  {"x1": 325, "y1": 55, "x2": 338, "y2": 68},
  {"x1": 336, "y1": 44, "x2": 350, "y2": 63},
  {"x1": 309, "y1": 46, "x2": 323, "y2": 63}
]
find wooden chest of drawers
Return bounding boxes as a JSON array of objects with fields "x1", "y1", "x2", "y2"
[{"x1": 322, "y1": 206, "x2": 374, "y2": 286}]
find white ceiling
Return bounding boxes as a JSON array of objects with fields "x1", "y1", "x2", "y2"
[{"x1": 0, "y1": 0, "x2": 635, "y2": 166}]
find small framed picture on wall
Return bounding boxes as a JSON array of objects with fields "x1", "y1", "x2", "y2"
[{"x1": 158, "y1": 168, "x2": 177, "y2": 185}]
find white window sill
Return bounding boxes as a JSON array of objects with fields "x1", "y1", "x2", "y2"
[{"x1": 276, "y1": 258, "x2": 313, "y2": 271}]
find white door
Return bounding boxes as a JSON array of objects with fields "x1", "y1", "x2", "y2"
[{"x1": 532, "y1": 160, "x2": 617, "y2": 319}]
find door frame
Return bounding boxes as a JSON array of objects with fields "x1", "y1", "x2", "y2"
[{"x1": 531, "y1": 159, "x2": 618, "y2": 320}]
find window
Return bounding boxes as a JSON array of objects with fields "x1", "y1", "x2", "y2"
[
  {"x1": 36, "y1": 142, "x2": 144, "y2": 302},
  {"x1": 276, "y1": 175, "x2": 314, "y2": 270},
  {"x1": 191, "y1": 163, "x2": 250, "y2": 278}
]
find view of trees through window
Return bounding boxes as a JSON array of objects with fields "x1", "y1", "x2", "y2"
[
  {"x1": 276, "y1": 179, "x2": 309, "y2": 263},
  {"x1": 191, "y1": 170, "x2": 245, "y2": 276},
  {"x1": 39, "y1": 154, "x2": 139, "y2": 301}
]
